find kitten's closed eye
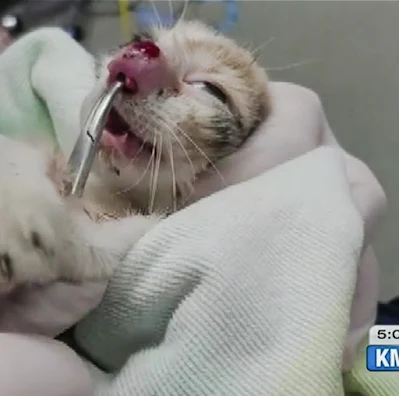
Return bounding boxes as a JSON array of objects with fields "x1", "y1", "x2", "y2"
[{"x1": 190, "y1": 81, "x2": 228, "y2": 104}]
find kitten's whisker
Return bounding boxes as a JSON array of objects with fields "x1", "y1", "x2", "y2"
[
  {"x1": 125, "y1": 137, "x2": 147, "y2": 167},
  {"x1": 266, "y1": 58, "x2": 321, "y2": 72},
  {"x1": 163, "y1": 115, "x2": 227, "y2": 188},
  {"x1": 148, "y1": 0, "x2": 163, "y2": 28},
  {"x1": 149, "y1": 133, "x2": 162, "y2": 213},
  {"x1": 177, "y1": 124, "x2": 227, "y2": 187},
  {"x1": 167, "y1": 132, "x2": 177, "y2": 212},
  {"x1": 166, "y1": 128, "x2": 195, "y2": 180},
  {"x1": 115, "y1": 125, "x2": 151, "y2": 171},
  {"x1": 168, "y1": 0, "x2": 174, "y2": 22},
  {"x1": 250, "y1": 36, "x2": 276, "y2": 59},
  {"x1": 129, "y1": 141, "x2": 146, "y2": 164},
  {"x1": 148, "y1": 134, "x2": 157, "y2": 213},
  {"x1": 148, "y1": 137, "x2": 156, "y2": 212},
  {"x1": 175, "y1": 0, "x2": 189, "y2": 27},
  {"x1": 116, "y1": 139, "x2": 154, "y2": 195},
  {"x1": 137, "y1": 106, "x2": 196, "y2": 175},
  {"x1": 153, "y1": 113, "x2": 196, "y2": 180},
  {"x1": 137, "y1": 110, "x2": 196, "y2": 209}
]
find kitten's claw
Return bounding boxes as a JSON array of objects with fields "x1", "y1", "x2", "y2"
[{"x1": 0, "y1": 253, "x2": 13, "y2": 282}]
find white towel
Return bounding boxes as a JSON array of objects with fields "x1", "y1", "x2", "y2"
[{"x1": 75, "y1": 147, "x2": 363, "y2": 396}]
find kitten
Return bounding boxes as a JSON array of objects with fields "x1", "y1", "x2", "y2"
[{"x1": 0, "y1": 21, "x2": 270, "y2": 290}]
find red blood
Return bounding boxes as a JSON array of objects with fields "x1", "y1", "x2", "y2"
[
  {"x1": 107, "y1": 40, "x2": 162, "y2": 92},
  {"x1": 134, "y1": 41, "x2": 160, "y2": 59},
  {"x1": 123, "y1": 76, "x2": 137, "y2": 93}
]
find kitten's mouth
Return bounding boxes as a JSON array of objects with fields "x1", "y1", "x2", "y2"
[{"x1": 101, "y1": 107, "x2": 155, "y2": 159}]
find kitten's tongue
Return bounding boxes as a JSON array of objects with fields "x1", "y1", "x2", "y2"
[
  {"x1": 102, "y1": 131, "x2": 143, "y2": 158},
  {"x1": 103, "y1": 108, "x2": 144, "y2": 157}
]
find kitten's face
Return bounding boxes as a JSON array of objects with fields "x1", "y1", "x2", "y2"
[{"x1": 90, "y1": 21, "x2": 270, "y2": 212}]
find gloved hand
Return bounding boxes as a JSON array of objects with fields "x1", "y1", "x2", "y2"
[{"x1": 0, "y1": 333, "x2": 92, "y2": 396}]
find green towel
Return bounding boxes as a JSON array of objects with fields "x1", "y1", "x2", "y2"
[{"x1": 0, "y1": 27, "x2": 95, "y2": 156}]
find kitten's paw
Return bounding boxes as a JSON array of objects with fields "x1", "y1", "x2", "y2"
[{"x1": 0, "y1": 172, "x2": 68, "y2": 289}]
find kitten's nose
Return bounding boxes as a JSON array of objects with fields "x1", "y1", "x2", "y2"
[{"x1": 107, "y1": 41, "x2": 178, "y2": 96}]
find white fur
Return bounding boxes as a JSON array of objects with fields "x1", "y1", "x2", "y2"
[{"x1": 0, "y1": 135, "x2": 159, "y2": 289}]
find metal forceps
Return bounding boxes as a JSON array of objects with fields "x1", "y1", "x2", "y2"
[{"x1": 67, "y1": 81, "x2": 123, "y2": 198}]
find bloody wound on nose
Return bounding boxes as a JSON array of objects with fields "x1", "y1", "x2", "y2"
[{"x1": 107, "y1": 41, "x2": 161, "y2": 94}]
